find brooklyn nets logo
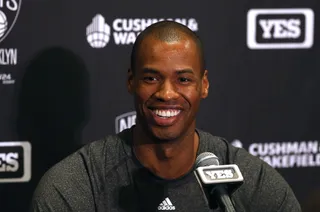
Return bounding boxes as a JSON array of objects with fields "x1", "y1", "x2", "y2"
[{"x1": 0, "y1": 0, "x2": 22, "y2": 43}]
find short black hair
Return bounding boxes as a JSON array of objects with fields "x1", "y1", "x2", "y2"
[{"x1": 130, "y1": 20, "x2": 205, "y2": 75}]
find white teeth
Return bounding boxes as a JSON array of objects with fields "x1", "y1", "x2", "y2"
[{"x1": 154, "y1": 110, "x2": 181, "y2": 118}]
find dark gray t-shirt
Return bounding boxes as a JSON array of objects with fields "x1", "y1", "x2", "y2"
[{"x1": 30, "y1": 128, "x2": 301, "y2": 212}]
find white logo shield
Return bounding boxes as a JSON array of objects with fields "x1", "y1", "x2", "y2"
[
  {"x1": 115, "y1": 111, "x2": 136, "y2": 134},
  {"x1": 0, "y1": 0, "x2": 22, "y2": 43}
]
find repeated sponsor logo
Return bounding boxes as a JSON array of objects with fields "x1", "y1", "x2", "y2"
[
  {"x1": 247, "y1": 8, "x2": 314, "y2": 49},
  {"x1": 87, "y1": 14, "x2": 199, "y2": 48},
  {"x1": 0, "y1": 72, "x2": 14, "y2": 84},
  {"x1": 231, "y1": 139, "x2": 320, "y2": 168},
  {"x1": 231, "y1": 139, "x2": 243, "y2": 148},
  {"x1": 205, "y1": 169, "x2": 234, "y2": 180},
  {"x1": 115, "y1": 111, "x2": 136, "y2": 134},
  {"x1": 196, "y1": 164, "x2": 244, "y2": 185},
  {"x1": 0, "y1": 141, "x2": 31, "y2": 183},
  {"x1": 0, "y1": 0, "x2": 21, "y2": 66}
]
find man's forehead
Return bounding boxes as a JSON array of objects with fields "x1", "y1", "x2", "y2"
[
  {"x1": 135, "y1": 38, "x2": 202, "y2": 75},
  {"x1": 138, "y1": 36, "x2": 198, "y2": 57},
  {"x1": 141, "y1": 33, "x2": 193, "y2": 45}
]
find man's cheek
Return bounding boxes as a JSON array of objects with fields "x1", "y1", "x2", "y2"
[{"x1": 138, "y1": 89, "x2": 154, "y2": 100}]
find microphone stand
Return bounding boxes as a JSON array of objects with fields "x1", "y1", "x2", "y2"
[{"x1": 211, "y1": 185, "x2": 236, "y2": 212}]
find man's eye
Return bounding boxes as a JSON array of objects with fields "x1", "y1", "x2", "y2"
[
  {"x1": 179, "y1": 77, "x2": 191, "y2": 83},
  {"x1": 143, "y1": 77, "x2": 157, "y2": 82}
]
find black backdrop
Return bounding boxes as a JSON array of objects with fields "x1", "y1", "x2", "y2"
[{"x1": 0, "y1": 0, "x2": 319, "y2": 211}]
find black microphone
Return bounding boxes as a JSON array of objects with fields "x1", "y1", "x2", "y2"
[{"x1": 194, "y1": 152, "x2": 244, "y2": 212}]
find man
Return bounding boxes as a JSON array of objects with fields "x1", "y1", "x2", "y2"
[{"x1": 31, "y1": 21, "x2": 301, "y2": 212}]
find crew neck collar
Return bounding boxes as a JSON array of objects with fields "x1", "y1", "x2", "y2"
[{"x1": 118, "y1": 126, "x2": 207, "y2": 186}]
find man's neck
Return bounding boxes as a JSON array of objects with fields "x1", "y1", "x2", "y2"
[{"x1": 132, "y1": 125, "x2": 199, "y2": 180}]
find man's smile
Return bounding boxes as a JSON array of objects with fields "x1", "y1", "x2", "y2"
[
  {"x1": 152, "y1": 109, "x2": 181, "y2": 118},
  {"x1": 148, "y1": 108, "x2": 183, "y2": 126}
]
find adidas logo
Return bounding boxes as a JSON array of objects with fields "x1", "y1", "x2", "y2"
[{"x1": 158, "y1": 197, "x2": 175, "y2": 210}]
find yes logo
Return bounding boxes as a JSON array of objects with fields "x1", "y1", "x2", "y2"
[
  {"x1": 259, "y1": 19, "x2": 301, "y2": 39},
  {"x1": 247, "y1": 8, "x2": 314, "y2": 49},
  {"x1": 205, "y1": 170, "x2": 234, "y2": 180},
  {"x1": 0, "y1": 141, "x2": 31, "y2": 183}
]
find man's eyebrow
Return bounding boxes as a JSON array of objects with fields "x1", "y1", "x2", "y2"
[
  {"x1": 141, "y1": 68, "x2": 194, "y2": 74},
  {"x1": 176, "y1": 69, "x2": 194, "y2": 74},
  {"x1": 142, "y1": 68, "x2": 159, "y2": 74}
]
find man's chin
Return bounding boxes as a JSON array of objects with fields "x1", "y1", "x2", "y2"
[{"x1": 148, "y1": 127, "x2": 183, "y2": 143}]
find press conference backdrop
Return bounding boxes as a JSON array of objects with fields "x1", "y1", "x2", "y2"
[{"x1": 0, "y1": 0, "x2": 319, "y2": 211}]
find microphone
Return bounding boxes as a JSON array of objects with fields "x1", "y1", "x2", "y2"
[{"x1": 194, "y1": 152, "x2": 244, "y2": 212}]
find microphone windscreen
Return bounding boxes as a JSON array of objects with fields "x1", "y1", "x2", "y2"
[{"x1": 195, "y1": 152, "x2": 220, "y2": 167}]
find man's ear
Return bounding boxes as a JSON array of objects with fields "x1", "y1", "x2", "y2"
[
  {"x1": 201, "y1": 70, "x2": 209, "y2": 99},
  {"x1": 127, "y1": 68, "x2": 134, "y2": 94}
]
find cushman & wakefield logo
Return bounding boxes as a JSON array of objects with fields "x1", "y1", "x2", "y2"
[
  {"x1": 0, "y1": 141, "x2": 31, "y2": 183},
  {"x1": 247, "y1": 8, "x2": 314, "y2": 49},
  {"x1": 231, "y1": 139, "x2": 320, "y2": 169},
  {"x1": 87, "y1": 15, "x2": 199, "y2": 48}
]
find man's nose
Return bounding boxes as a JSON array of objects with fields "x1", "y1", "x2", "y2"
[{"x1": 154, "y1": 80, "x2": 179, "y2": 101}]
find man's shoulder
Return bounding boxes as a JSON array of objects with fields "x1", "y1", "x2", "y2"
[
  {"x1": 197, "y1": 129, "x2": 243, "y2": 164},
  {"x1": 198, "y1": 129, "x2": 279, "y2": 179},
  {"x1": 46, "y1": 129, "x2": 132, "y2": 178},
  {"x1": 197, "y1": 129, "x2": 227, "y2": 150},
  {"x1": 31, "y1": 130, "x2": 133, "y2": 211},
  {"x1": 197, "y1": 129, "x2": 289, "y2": 189},
  {"x1": 198, "y1": 130, "x2": 300, "y2": 210},
  {"x1": 79, "y1": 131, "x2": 132, "y2": 166},
  {"x1": 197, "y1": 129, "x2": 265, "y2": 165}
]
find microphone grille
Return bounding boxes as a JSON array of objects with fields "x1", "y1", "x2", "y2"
[{"x1": 195, "y1": 152, "x2": 219, "y2": 167}]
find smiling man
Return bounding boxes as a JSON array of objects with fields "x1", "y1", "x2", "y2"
[
  {"x1": 127, "y1": 22, "x2": 208, "y2": 180},
  {"x1": 31, "y1": 21, "x2": 301, "y2": 212}
]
